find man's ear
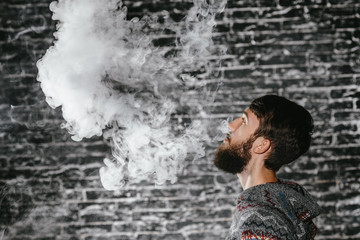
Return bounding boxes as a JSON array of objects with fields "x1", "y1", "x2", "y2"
[{"x1": 253, "y1": 138, "x2": 271, "y2": 154}]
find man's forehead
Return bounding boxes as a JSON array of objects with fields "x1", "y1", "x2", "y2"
[
  {"x1": 244, "y1": 108, "x2": 259, "y2": 120},
  {"x1": 243, "y1": 108, "x2": 251, "y2": 116}
]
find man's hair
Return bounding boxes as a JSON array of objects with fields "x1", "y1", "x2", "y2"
[{"x1": 249, "y1": 95, "x2": 314, "y2": 172}]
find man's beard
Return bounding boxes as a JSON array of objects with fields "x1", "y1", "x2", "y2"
[{"x1": 213, "y1": 137, "x2": 255, "y2": 174}]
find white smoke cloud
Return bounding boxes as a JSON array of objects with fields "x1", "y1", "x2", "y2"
[{"x1": 37, "y1": 0, "x2": 227, "y2": 190}]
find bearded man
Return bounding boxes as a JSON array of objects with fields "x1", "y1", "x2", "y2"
[{"x1": 214, "y1": 95, "x2": 321, "y2": 240}]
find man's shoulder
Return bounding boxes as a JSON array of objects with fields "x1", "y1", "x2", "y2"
[
  {"x1": 234, "y1": 202, "x2": 293, "y2": 229},
  {"x1": 229, "y1": 204, "x2": 296, "y2": 240},
  {"x1": 228, "y1": 181, "x2": 321, "y2": 240},
  {"x1": 236, "y1": 186, "x2": 293, "y2": 224}
]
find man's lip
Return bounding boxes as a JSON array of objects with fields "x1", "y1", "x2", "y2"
[{"x1": 224, "y1": 131, "x2": 235, "y2": 143}]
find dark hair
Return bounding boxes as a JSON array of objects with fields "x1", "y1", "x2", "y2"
[{"x1": 249, "y1": 95, "x2": 314, "y2": 172}]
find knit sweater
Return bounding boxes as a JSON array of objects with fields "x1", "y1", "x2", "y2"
[{"x1": 226, "y1": 179, "x2": 321, "y2": 240}]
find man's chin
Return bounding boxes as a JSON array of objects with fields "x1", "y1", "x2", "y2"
[
  {"x1": 214, "y1": 135, "x2": 254, "y2": 174},
  {"x1": 213, "y1": 146, "x2": 247, "y2": 174}
]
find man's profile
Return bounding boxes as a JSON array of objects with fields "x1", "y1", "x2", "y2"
[{"x1": 214, "y1": 95, "x2": 321, "y2": 240}]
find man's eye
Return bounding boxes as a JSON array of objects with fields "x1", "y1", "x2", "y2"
[
  {"x1": 241, "y1": 115, "x2": 248, "y2": 125},
  {"x1": 241, "y1": 118, "x2": 246, "y2": 125}
]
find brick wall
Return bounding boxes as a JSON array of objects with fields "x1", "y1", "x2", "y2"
[{"x1": 1, "y1": 0, "x2": 360, "y2": 239}]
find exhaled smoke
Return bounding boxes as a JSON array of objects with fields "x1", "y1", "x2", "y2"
[{"x1": 37, "y1": 0, "x2": 227, "y2": 190}]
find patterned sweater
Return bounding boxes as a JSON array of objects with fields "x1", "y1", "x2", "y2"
[{"x1": 226, "y1": 180, "x2": 321, "y2": 240}]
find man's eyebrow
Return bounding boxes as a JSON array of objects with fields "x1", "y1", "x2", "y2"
[{"x1": 243, "y1": 111, "x2": 249, "y2": 121}]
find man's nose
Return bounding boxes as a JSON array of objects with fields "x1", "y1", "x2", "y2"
[
  {"x1": 228, "y1": 118, "x2": 242, "y2": 132},
  {"x1": 228, "y1": 119, "x2": 237, "y2": 133}
]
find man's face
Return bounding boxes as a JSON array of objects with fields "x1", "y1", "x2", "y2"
[{"x1": 214, "y1": 108, "x2": 260, "y2": 174}]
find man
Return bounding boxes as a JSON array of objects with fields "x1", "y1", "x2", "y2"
[{"x1": 214, "y1": 95, "x2": 321, "y2": 240}]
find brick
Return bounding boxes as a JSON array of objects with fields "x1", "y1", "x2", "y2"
[
  {"x1": 138, "y1": 233, "x2": 185, "y2": 240},
  {"x1": 0, "y1": 192, "x2": 34, "y2": 225},
  {"x1": 316, "y1": 169, "x2": 339, "y2": 181},
  {"x1": 309, "y1": 52, "x2": 334, "y2": 63},
  {"x1": 223, "y1": 67, "x2": 274, "y2": 79},
  {"x1": 63, "y1": 189, "x2": 83, "y2": 201},
  {"x1": 4, "y1": 0, "x2": 52, "y2": 4},
  {"x1": 318, "y1": 192, "x2": 344, "y2": 202},
  {"x1": 178, "y1": 174, "x2": 215, "y2": 185},
  {"x1": 152, "y1": 37, "x2": 176, "y2": 47},
  {"x1": 334, "y1": 17, "x2": 360, "y2": 29},
  {"x1": 0, "y1": 122, "x2": 27, "y2": 134},
  {"x1": 56, "y1": 236, "x2": 81, "y2": 240},
  {"x1": 329, "y1": 101, "x2": 353, "y2": 109},
  {"x1": 63, "y1": 224, "x2": 112, "y2": 235},
  {"x1": 85, "y1": 143, "x2": 109, "y2": 153},
  {"x1": 75, "y1": 178, "x2": 104, "y2": 189},
  {"x1": 42, "y1": 144, "x2": 87, "y2": 161},
  {"x1": 279, "y1": 0, "x2": 296, "y2": 6},
  {"x1": 138, "y1": 187, "x2": 183, "y2": 198},
  {"x1": 84, "y1": 235, "x2": 131, "y2": 240},
  {"x1": 310, "y1": 110, "x2": 331, "y2": 122},
  {"x1": 215, "y1": 23, "x2": 231, "y2": 33},
  {"x1": 81, "y1": 213, "x2": 117, "y2": 223},
  {"x1": 354, "y1": 29, "x2": 360, "y2": 39},
  {"x1": 134, "y1": 198, "x2": 167, "y2": 209},
  {"x1": 4, "y1": 130, "x2": 53, "y2": 145},
  {"x1": 284, "y1": 19, "x2": 331, "y2": 31},
  {"x1": 235, "y1": 21, "x2": 282, "y2": 32},
  {"x1": 268, "y1": 8, "x2": 305, "y2": 18},
  {"x1": 321, "y1": 146, "x2": 360, "y2": 157},
  {"x1": 189, "y1": 186, "x2": 220, "y2": 197},
  {"x1": 30, "y1": 180, "x2": 62, "y2": 202},
  {"x1": 188, "y1": 231, "x2": 227, "y2": 240},
  {"x1": 337, "y1": 134, "x2": 360, "y2": 144},
  {"x1": 334, "y1": 111, "x2": 360, "y2": 121},
  {"x1": 132, "y1": 210, "x2": 181, "y2": 222},
  {"x1": 277, "y1": 171, "x2": 315, "y2": 182},
  {"x1": 226, "y1": 1, "x2": 276, "y2": 7},
  {"x1": 337, "y1": 203, "x2": 360, "y2": 213},
  {"x1": 211, "y1": 103, "x2": 248, "y2": 115},
  {"x1": 165, "y1": 220, "x2": 197, "y2": 231},
  {"x1": 86, "y1": 189, "x2": 137, "y2": 200},
  {"x1": 231, "y1": 10, "x2": 257, "y2": 19},
  {"x1": 112, "y1": 222, "x2": 138, "y2": 232},
  {"x1": 307, "y1": 76, "x2": 354, "y2": 87},
  {"x1": 314, "y1": 180, "x2": 337, "y2": 192},
  {"x1": 259, "y1": 55, "x2": 306, "y2": 65},
  {"x1": 137, "y1": 221, "x2": 163, "y2": 232},
  {"x1": 52, "y1": 168, "x2": 84, "y2": 189},
  {"x1": 111, "y1": 211, "x2": 133, "y2": 222},
  {"x1": 324, "y1": 6, "x2": 358, "y2": 17},
  {"x1": 333, "y1": 123, "x2": 357, "y2": 132},
  {"x1": 335, "y1": 39, "x2": 359, "y2": 53},
  {"x1": 312, "y1": 135, "x2": 332, "y2": 146},
  {"x1": 0, "y1": 156, "x2": 7, "y2": 168},
  {"x1": 0, "y1": 168, "x2": 35, "y2": 180},
  {"x1": 339, "y1": 168, "x2": 360, "y2": 181},
  {"x1": 344, "y1": 224, "x2": 360, "y2": 235},
  {"x1": 336, "y1": 158, "x2": 360, "y2": 169}
]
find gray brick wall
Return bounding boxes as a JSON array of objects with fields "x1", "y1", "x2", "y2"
[{"x1": 1, "y1": 0, "x2": 360, "y2": 239}]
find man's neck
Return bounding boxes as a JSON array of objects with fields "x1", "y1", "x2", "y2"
[{"x1": 237, "y1": 164, "x2": 277, "y2": 190}]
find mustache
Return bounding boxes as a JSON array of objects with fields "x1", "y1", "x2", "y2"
[{"x1": 226, "y1": 132, "x2": 234, "y2": 141}]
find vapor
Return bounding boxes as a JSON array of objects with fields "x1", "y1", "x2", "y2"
[{"x1": 37, "y1": 0, "x2": 227, "y2": 190}]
